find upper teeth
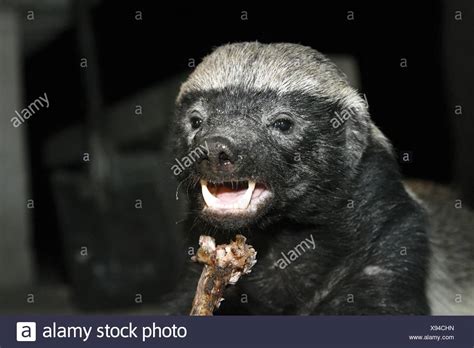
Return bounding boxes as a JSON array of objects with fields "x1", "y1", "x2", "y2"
[{"x1": 200, "y1": 180, "x2": 256, "y2": 210}]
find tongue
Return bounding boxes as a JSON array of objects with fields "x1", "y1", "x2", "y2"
[
  {"x1": 201, "y1": 180, "x2": 256, "y2": 210},
  {"x1": 214, "y1": 188, "x2": 247, "y2": 204}
]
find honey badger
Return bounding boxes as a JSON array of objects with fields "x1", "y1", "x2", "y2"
[{"x1": 169, "y1": 42, "x2": 474, "y2": 315}]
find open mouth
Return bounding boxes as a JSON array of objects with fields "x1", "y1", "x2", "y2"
[{"x1": 200, "y1": 179, "x2": 271, "y2": 214}]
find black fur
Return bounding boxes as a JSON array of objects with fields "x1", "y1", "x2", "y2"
[{"x1": 167, "y1": 42, "x2": 432, "y2": 317}]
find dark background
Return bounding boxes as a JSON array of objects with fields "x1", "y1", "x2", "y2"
[{"x1": 0, "y1": 0, "x2": 472, "y2": 312}]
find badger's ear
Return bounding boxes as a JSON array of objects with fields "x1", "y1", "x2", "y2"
[
  {"x1": 342, "y1": 93, "x2": 393, "y2": 170},
  {"x1": 340, "y1": 93, "x2": 371, "y2": 170}
]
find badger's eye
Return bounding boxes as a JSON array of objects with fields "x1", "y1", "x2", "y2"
[
  {"x1": 190, "y1": 116, "x2": 203, "y2": 129},
  {"x1": 272, "y1": 118, "x2": 293, "y2": 132}
]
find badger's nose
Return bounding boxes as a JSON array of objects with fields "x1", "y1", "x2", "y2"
[{"x1": 198, "y1": 136, "x2": 238, "y2": 172}]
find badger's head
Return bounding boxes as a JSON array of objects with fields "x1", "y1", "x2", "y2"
[{"x1": 173, "y1": 42, "x2": 377, "y2": 231}]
